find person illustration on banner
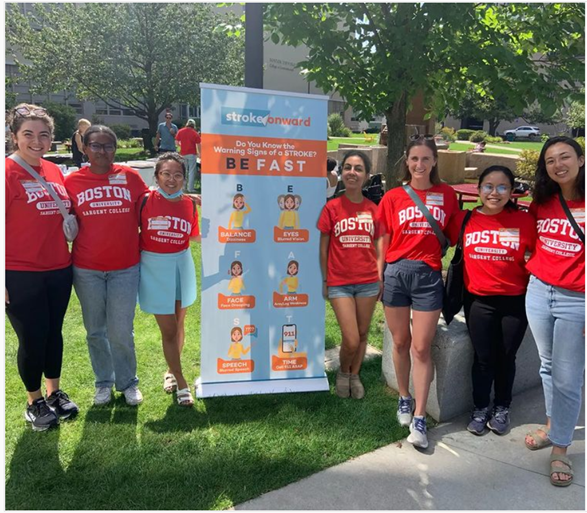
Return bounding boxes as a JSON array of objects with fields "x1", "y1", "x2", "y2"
[
  {"x1": 227, "y1": 327, "x2": 253, "y2": 360},
  {"x1": 228, "y1": 193, "x2": 251, "y2": 230},
  {"x1": 278, "y1": 194, "x2": 300, "y2": 229},
  {"x1": 294, "y1": 194, "x2": 302, "y2": 210},
  {"x1": 279, "y1": 260, "x2": 299, "y2": 294},
  {"x1": 228, "y1": 260, "x2": 245, "y2": 295},
  {"x1": 277, "y1": 194, "x2": 285, "y2": 211}
]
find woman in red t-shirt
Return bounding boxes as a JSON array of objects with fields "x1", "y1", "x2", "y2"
[
  {"x1": 65, "y1": 125, "x2": 149, "y2": 407},
  {"x1": 138, "y1": 153, "x2": 200, "y2": 406},
  {"x1": 318, "y1": 151, "x2": 381, "y2": 400},
  {"x1": 524, "y1": 136, "x2": 585, "y2": 487},
  {"x1": 454, "y1": 165, "x2": 536, "y2": 437},
  {"x1": 5, "y1": 104, "x2": 78, "y2": 431},
  {"x1": 377, "y1": 137, "x2": 459, "y2": 449}
]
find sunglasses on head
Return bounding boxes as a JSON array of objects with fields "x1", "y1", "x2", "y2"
[
  {"x1": 15, "y1": 106, "x2": 48, "y2": 118},
  {"x1": 409, "y1": 134, "x2": 435, "y2": 141}
]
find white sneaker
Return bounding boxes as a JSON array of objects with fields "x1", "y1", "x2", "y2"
[
  {"x1": 123, "y1": 385, "x2": 143, "y2": 406},
  {"x1": 407, "y1": 416, "x2": 428, "y2": 449},
  {"x1": 397, "y1": 396, "x2": 414, "y2": 427},
  {"x1": 94, "y1": 387, "x2": 112, "y2": 406}
]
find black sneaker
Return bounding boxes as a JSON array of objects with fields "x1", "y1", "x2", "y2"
[
  {"x1": 46, "y1": 390, "x2": 79, "y2": 420},
  {"x1": 24, "y1": 398, "x2": 59, "y2": 432},
  {"x1": 487, "y1": 405, "x2": 510, "y2": 435}
]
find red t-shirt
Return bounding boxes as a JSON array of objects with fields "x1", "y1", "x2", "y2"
[
  {"x1": 526, "y1": 196, "x2": 585, "y2": 292},
  {"x1": 175, "y1": 127, "x2": 201, "y2": 156},
  {"x1": 456, "y1": 208, "x2": 536, "y2": 296},
  {"x1": 377, "y1": 183, "x2": 459, "y2": 271},
  {"x1": 64, "y1": 164, "x2": 149, "y2": 271},
  {"x1": 5, "y1": 157, "x2": 72, "y2": 271},
  {"x1": 140, "y1": 192, "x2": 199, "y2": 253},
  {"x1": 317, "y1": 195, "x2": 380, "y2": 286}
]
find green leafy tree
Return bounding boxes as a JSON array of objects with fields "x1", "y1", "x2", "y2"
[
  {"x1": 265, "y1": 3, "x2": 585, "y2": 188},
  {"x1": 6, "y1": 3, "x2": 244, "y2": 143},
  {"x1": 43, "y1": 101, "x2": 77, "y2": 142},
  {"x1": 566, "y1": 91, "x2": 585, "y2": 130}
]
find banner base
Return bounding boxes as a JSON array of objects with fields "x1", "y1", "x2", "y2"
[{"x1": 194, "y1": 376, "x2": 330, "y2": 398}]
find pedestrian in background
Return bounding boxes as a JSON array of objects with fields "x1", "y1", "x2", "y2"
[
  {"x1": 175, "y1": 119, "x2": 201, "y2": 193},
  {"x1": 71, "y1": 118, "x2": 91, "y2": 168},
  {"x1": 155, "y1": 111, "x2": 178, "y2": 153}
]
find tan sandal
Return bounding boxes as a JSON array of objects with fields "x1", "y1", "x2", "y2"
[
  {"x1": 525, "y1": 425, "x2": 551, "y2": 450},
  {"x1": 550, "y1": 454, "x2": 573, "y2": 487},
  {"x1": 176, "y1": 387, "x2": 194, "y2": 407},
  {"x1": 163, "y1": 372, "x2": 177, "y2": 394}
]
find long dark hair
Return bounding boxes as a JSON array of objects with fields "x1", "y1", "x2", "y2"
[
  {"x1": 340, "y1": 150, "x2": 372, "y2": 175},
  {"x1": 533, "y1": 136, "x2": 585, "y2": 204},
  {"x1": 478, "y1": 165, "x2": 517, "y2": 211},
  {"x1": 401, "y1": 138, "x2": 441, "y2": 185}
]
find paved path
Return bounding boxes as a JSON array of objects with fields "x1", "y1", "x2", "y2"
[{"x1": 237, "y1": 385, "x2": 584, "y2": 510}]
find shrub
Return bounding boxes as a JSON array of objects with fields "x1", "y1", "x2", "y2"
[
  {"x1": 117, "y1": 138, "x2": 143, "y2": 149},
  {"x1": 439, "y1": 127, "x2": 456, "y2": 142},
  {"x1": 575, "y1": 137, "x2": 585, "y2": 154},
  {"x1": 43, "y1": 101, "x2": 77, "y2": 141},
  {"x1": 541, "y1": 134, "x2": 550, "y2": 143},
  {"x1": 485, "y1": 136, "x2": 503, "y2": 143},
  {"x1": 109, "y1": 123, "x2": 132, "y2": 140},
  {"x1": 456, "y1": 129, "x2": 475, "y2": 141},
  {"x1": 516, "y1": 149, "x2": 540, "y2": 182},
  {"x1": 328, "y1": 113, "x2": 352, "y2": 137},
  {"x1": 469, "y1": 130, "x2": 488, "y2": 143}
]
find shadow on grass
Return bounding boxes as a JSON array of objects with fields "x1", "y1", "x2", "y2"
[{"x1": 6, "y1": 358, "x2": 406, "y2": 510}]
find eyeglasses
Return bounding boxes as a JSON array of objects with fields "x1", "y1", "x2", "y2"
[
  {"x1": 87, "y1": 142, "x2": 116, "y2": 153},
  {"x1": 159, "y1": 171, "x2": 184, "y2": 180},
  {"x1": 409, "y1": 134, "x2": 434, "y2": 141},
  {"x1": 480, "y1": 184, "x2": 511, "y2": 195},
  {"x1": 15, "y1": 106, "x2": 48, "y2": 117}
]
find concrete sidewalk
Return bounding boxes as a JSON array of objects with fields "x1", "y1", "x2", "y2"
[{"x1": 237, "y1": 385, "x2": 585, "y2": 510}]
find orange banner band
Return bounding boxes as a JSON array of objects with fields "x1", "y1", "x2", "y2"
[
  {"x1": 273, "y1": 227, "x2": 310, "y2": 243},
  {"x1": 272, "y1": 292, "x2": 309, "y2": 308},
  {"x1": 271, "y1": 355, "x2": 308, "y2": 371},
  {"x1": 217, "y1": 358, "x2": 254, "y2": 374},
  {"x1": 218, "y1": 227, "x2": 256, "y2": 244},
  {"x1": 218, "y1": 293, "x2": 256, "y2": 310}
]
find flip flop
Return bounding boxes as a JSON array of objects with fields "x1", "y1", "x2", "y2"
[
  {"x1": 550, "y1": 454, "x2": 573, "y2": 487},
  {"x1": 525, "y1": 425, "x2": 551, "y2": 450},
  {"x1": 163, "y1": 372, "x2": 177, "y2": 394},
  {"x1": 176, "y1": 387, "x2": 194, "y2": 407}
]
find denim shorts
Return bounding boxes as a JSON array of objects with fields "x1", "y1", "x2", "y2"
[
  {"x1": 328, "y1": 281, "x2": 380, "y2": 299},
  {"x1": 382, "y1": 259, "x2": 443, "y2": 311}
]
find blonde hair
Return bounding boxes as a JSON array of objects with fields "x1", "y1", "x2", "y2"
[{"x1": 78, "y1": 118, "x2": 91, "y2": 128}]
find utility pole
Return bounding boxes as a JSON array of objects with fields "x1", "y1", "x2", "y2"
[{"x1": 245, "y1": 4, "x2": 263, "y2": 89}]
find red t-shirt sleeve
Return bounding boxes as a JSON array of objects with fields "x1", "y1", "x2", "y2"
[
  {"x1": 194, "y1": 131, "x2": 201, "y2": 144},
  {"x1": 446, "y1": 208, "x2": 466, "y2": 246},
  {"x1": 191, "y1": 199, "x2": 200, "y2": 237},
  {"x1": 317, "y1": 203, "x2": 333, "y2": 234},
  {"x1": 376, "y1": 194, "x2": 392, "y2": 236}
]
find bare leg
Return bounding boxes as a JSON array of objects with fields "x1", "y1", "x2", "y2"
[
  {"x1": 26, "y1": 389, "x2": 43, "y2": 405},
  {"x1": 349, "y1": 295, "x2": 379, "y2": 374},
  {"x1": 411, "y1": 309, "x2": 441, "y2": 416},
  {"x1": 155, "y1": 308, "x2": 188, "y2": 390},
  {"x1": 384, "y1": 306, "x2": 412, "y2": 397},
  {"x1": 330, "y1": 297, "x2": 360, "y2": 374}
]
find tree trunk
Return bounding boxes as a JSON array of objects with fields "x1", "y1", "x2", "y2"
[
  {"x1": 488, "y1": 118, "x2": 499, "y2": 136},
  {"x1": 384, "y1": 92, "x2": 407, "y2": 191},
  {"x1": 146, "y1": 112, "x2": 159, "y2": 155}
]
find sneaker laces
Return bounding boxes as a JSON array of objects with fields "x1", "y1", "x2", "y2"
[
  {"x1": 36, "y1": 399, "x2": 52, "y2": 417},
  {"x1": 413, "y1": 416, "x2": 427, "y2": 435},
  {"x1": 471, "y1": 407, "x2": 489, "y2": 422},
  {"x1": 52, "y1": 390, "x2": 69, "y2": 406},
  {"x1": 398, "y1": 397, "x2": 413, "y2": 415},
  {"x1": 492, "y1": 406, "x2": 509, "y2": 424}
]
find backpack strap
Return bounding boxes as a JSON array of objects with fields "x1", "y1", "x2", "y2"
[
  {"x1": 139, "y1": 193, "x2": 150, "y2": 221},
  {"x1": 558, "y1": 191, "x2": 585, "y2": 244}
]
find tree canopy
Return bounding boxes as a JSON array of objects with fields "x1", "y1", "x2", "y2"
[
  {"x1": 6, "y1": 3, "x2": 244, "y2": 137},
  {"x1": 265, "y1": 3, "x2": 585, "y2": 187}
]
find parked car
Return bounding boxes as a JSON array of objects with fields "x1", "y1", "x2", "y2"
[{"x1": 503, "y1": 126, "x2": 541, "y2": 141}]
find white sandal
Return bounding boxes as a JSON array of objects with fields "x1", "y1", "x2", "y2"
[
  {"x1": 163, "y1": 372, "x2": 177, "y2": 394},
  {"x1": 176, "y1": 387, "x2": 194, "y2": 407}
]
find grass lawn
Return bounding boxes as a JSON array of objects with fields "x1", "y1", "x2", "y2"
[
  {"x1": 448, "y1": 142, "x2": 520, "y2": 155},
  {"x1": 6, "y1": 240, "x2": 407, "y2": 510}
]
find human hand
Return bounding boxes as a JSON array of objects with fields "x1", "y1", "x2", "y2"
[{"x1": 322, "y1": 282, "x2": 328, "y2": 300}]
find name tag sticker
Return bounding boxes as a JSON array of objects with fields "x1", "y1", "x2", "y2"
[
  {"x1": 356, "y1": 211, "x2": 373, "y2": 221},
  {"x1": 499, "y1": 228, "x2": 520, "y2": 244},
  {"x1": 109, "y1": 173, "x2": 128, "y2": 185},
  {"x1": 571, "y1": 208, "x2": 585, "y2": 225},
  {"x1": 426, "y1": 192, "x2": 444, "y2": 206},
  {"x1": 148, "y1": 216, "x2": 171, "y2": 230}
]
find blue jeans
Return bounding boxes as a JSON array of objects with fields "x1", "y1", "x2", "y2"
[
  {"x1": 525, "y1": 275, "x2": 585, "y2": 447},
  {"x1": 184, "y1": 154, "x2": 198, "y2": 192},
  {"x1": 73, "y1": 264, "x2": 140, "y2": 391}
]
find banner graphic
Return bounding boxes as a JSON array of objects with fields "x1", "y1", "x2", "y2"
[{"x1": 196, "y1": 84, "x2": 329, "y2": 397}]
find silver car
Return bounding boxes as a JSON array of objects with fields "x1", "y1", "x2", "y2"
[{"x1": 503, "y1": 126, "x2": 541, "y2": 140}]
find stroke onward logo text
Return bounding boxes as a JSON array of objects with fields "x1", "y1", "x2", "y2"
[{"x1": 221, "y1": 108, "x2": 311, "y2": 128}]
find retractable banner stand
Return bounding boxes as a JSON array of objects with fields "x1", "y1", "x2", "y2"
[{"x1": 195, "y1": 83, "x2": 330, "y2": 398}]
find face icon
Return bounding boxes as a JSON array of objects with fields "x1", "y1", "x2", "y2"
[
  {"x1": 479, "y1": 171, "x2": 512, "y2": 213},
  {"x1": 231, "y1": 262, "x2": 242, "y2": 277},
  {"x1": 278, "y1": 195, "x2": 285, "y2": 210},
  {"x1": 294, "y1": 196, "x2": 301, "y2": 209},
  {"x1": 233, "y1": 195, "x2": 245, "y2": 210},
  {"x1": 284, "y1": 196, "x2": 295, "y2": 210},
  {"x1": 231, "y1": 328, "x2": 243, "y2": 343},
  {"x1": 287, "y1": 262, "x2": 298, "y2": 276}
]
